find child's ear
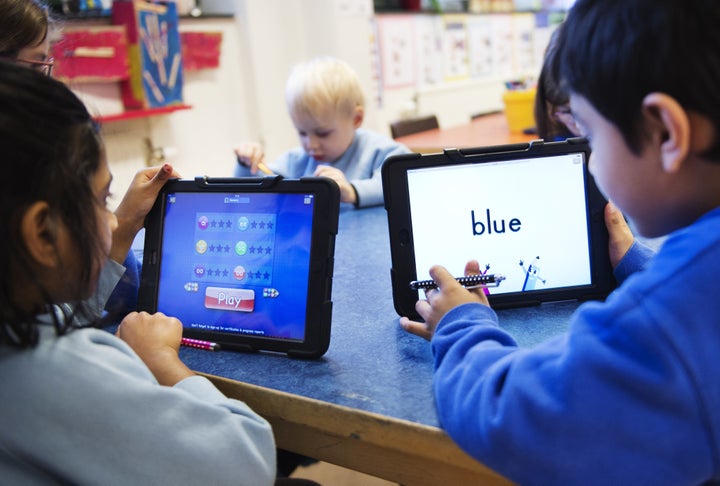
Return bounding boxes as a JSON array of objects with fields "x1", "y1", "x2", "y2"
[
  {"x1": 353, "y1": 105, "x2": 364, "y2": 128},
  {"x1": 641, "y1": 93, "x2": 690, "y2": 174},
  {"x1": 21, "y1": 201, "x2": 61, "y2": 269}
]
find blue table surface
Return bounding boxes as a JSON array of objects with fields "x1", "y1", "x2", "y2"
[{"x1": 181, "y1": 205, "x2": 581, "y2": 429}]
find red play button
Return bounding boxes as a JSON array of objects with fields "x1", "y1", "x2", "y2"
[{"x1": 204, "y1": 287, "x2": 255, "y2": 312}]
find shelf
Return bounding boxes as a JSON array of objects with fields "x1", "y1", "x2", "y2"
[{"x1": 95, "y1": 104, "x2": 192, "y2": 123}]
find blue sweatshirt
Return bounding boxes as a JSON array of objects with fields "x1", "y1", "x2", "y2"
[
  {"x1": 431, "y1": 207, "x2": 720, "y2": 485},
  {"x1": 234, "y1": 128, "x2": 410, "y2": 208}
]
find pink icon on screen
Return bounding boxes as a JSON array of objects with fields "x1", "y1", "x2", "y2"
[{"x1": 198, "y1": 216, "x2": 209, "y2": 230}]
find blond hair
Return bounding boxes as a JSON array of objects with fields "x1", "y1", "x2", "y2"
[{"x1": 285, "y1": 56, "x2": 365, "y2": 121}]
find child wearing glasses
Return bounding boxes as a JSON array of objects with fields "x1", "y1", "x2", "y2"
[
  {"x1": 0, "y1": 0, "x2": 54, "y2": 76},
  {"x1": 0, "y1": 0, "x2": 154, "y2": 320},
  {"x1": 402, "y1": 0, "x2": 720, "y2": 483}
]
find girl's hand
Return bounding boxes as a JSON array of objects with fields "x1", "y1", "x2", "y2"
[
  {"x1": 116, "y1": 311, "x2": 194, "y2": 386},
  {"x1": 111, "y1": 164, "x2": 180, "y2": 264}
]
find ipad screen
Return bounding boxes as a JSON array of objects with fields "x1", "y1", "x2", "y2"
[
  {"x1": 407, "y1": 152, "x2": 591, "y2": 295},
  {"x1": 155, "y1": 191, "x2": 316, "y2": 341}
]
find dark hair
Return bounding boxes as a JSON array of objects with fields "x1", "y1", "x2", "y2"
[
  {"x1": 534, "y1": 24, "x2": 575, "y2": 141},
  {"x1": 0, "y1": 0, "x2": 51, "y2": 58},
  {"x1": 0, "y1": 61, "x2": 104, "y2": 347},
  {"x1": 559, "y1": 0, "x2": 720, "y2": 159}
]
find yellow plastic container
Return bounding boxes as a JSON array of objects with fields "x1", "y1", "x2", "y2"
[{"x1": 502, "y1": 88, "x2": 536, "y2": 133}]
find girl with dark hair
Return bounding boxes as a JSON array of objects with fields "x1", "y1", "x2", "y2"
[
  {"x1": 0, "y1": 63, "x2": 277, "y2": 484},
  {"x1": 0, "y1": 0, "x2": 162, "y2": 318},
  {"x1": 533, "y1": 24, "x2": 580, "y2": 141}
]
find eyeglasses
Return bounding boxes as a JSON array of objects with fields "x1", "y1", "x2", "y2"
[{"x1": 15, "y1": 57, "x2": 54, "y2": 77}]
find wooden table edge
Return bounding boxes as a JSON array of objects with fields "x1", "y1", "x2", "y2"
[{"x1": 201, "y1": 372, "x2": 513, "y2": 485}]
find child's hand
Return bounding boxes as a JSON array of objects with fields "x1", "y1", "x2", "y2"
[
  {"x1": 604, "y1": 201, "x2": 635, "y2": 269},
  {"x1": 116, "y1": 311, "x2": 195, "y2": 386},
  {"x1": 111, "y1": 164, "x2": 181, "y2": 264},
  {"x1": 400, "y1": 260, "x2": 490, "y2": 341},
  {"x1": 314, "y1": 165, "x2": 357, "y2": 204},
  {"x1": 234, "y1": 142, "x2": 266, "y2": 174}
]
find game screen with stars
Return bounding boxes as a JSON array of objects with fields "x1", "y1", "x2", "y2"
[{"x1": 155, "y1": 191, "x2": 315, "y2": 341}]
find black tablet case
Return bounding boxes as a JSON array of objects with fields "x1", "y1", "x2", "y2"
[
  {"x1": 138, "y1": 176, "x2": 339, "y2": 358},
  {"x1": 382, "y1": 139, "x2": 616, "y2": 318}
]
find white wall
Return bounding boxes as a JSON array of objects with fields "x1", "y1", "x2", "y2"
[{"x1": 66, "y1": 1, "x2": 550, "y2": 209}]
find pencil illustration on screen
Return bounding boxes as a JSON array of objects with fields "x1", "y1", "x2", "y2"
[{"x1": 519, "y1": 256, "x2": 546, "y2": 292}]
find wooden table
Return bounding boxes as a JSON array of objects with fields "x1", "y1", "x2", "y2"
[
  {"x1": 395, "y1": 112, "x2": 538, "y2": 153},
  {"x1": 180, "y1": 206, "x2": 577, "y2": 485}
]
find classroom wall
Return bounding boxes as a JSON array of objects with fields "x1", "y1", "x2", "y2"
[
  {"x1": 67, "y1": 0, "x2": 555, "y2": 209},
  {"x1": 71, "y1": 15, "x2": 252, "y2": 207}
]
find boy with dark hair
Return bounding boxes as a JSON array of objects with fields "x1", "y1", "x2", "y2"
[{"x1": 400, "y1": 1, "x2": 720, "y2": 483}]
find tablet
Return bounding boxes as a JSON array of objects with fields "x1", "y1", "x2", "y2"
[
  {"x1": 138, "y1": 176, "x2": 340, "y2": 358},
  {"x1": 382, "y1": 138, "x2": 616, "y2": 318}
]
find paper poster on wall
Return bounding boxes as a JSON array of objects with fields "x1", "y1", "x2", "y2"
[
  {"x1": 414, "y1": 15, "x2": 444, "y2": 86},
  {"x1": 513, "y1": 0, "x2": 541, "y2": 10},
  {"x1": 442, "y1": 15, "x2": 469, "y2": 81},
  {"x1": 112, "y1": 0, "x2": 184, "y2": 110},
  {"x1": 377, "y1": 15, "x2": 416, "y2": 88},
  {"x1": 369, "y1": 17, "x2": 384, "y2": 108},
  {"x1": 466, "y1": 15, "x2": 493, "y2": 78},
  {"x1": 489, "y1": 14, "x2": 514, "y2": 79},
  {"x1": 51, "y1": 26, "x2": 130, "y2": 83},
  {"x1": 533, "y1": 11, "x2": 566, "y2": 70},
  {"x1": 181, "y1": 32, "x2": 222, "y2": 71},
  {"x1": 512, "y1": 13, "x2": 537, "y2": 75},
  {"x1": 541, "y1": 0, "x2": 576, "y2": 10},
  {"x1": 334, "y1": 0, "x2": 373, "y2": 17}
]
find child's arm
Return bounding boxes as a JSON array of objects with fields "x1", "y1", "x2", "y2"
[
  {"x1": 348, "y1": 140, "x2": 411, "y2": 208},
  {"x1": 111, "y1": 164, "x2": 180, "y2": 265},
  {"x1": 400, "y1": 260, "x2": 490, "y2": 341},
  {"x1": 235, "y1": 142, "x2": 272, "y2": 175},
  {"x1": 116, "y1": 311, "x2": 195, "y2": 386},
  {"x1": 314, "y1": 165, "x2": 357, "y2": 204}
]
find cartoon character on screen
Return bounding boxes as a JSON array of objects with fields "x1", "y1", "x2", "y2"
[{"x1": 519, "y1": 256, "x2": 546, "y2": 292}]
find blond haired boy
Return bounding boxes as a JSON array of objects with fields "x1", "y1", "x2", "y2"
[{"x1": 235, "y1": 56, "x2": 410, "y2": 208}]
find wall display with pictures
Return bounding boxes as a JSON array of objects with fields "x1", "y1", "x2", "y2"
[
  {"x1": 442, "y1": 14, "x2": 470, "y2": 81},
  {"x1": 413, "y1": 15, "x2": 444, "y2": 86},
  {"x1": 112, "y1": 0, "x2": 184, "y2": 109},
  {"x1": 466, "y1": 15, "x2": 493, "y2": 78},
  {"x1": 376, "y1": 15, "x2": 417, "y2": 88},
  {"x1": 375, "y1": 9, "x2": 566, "y2": 93}
]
